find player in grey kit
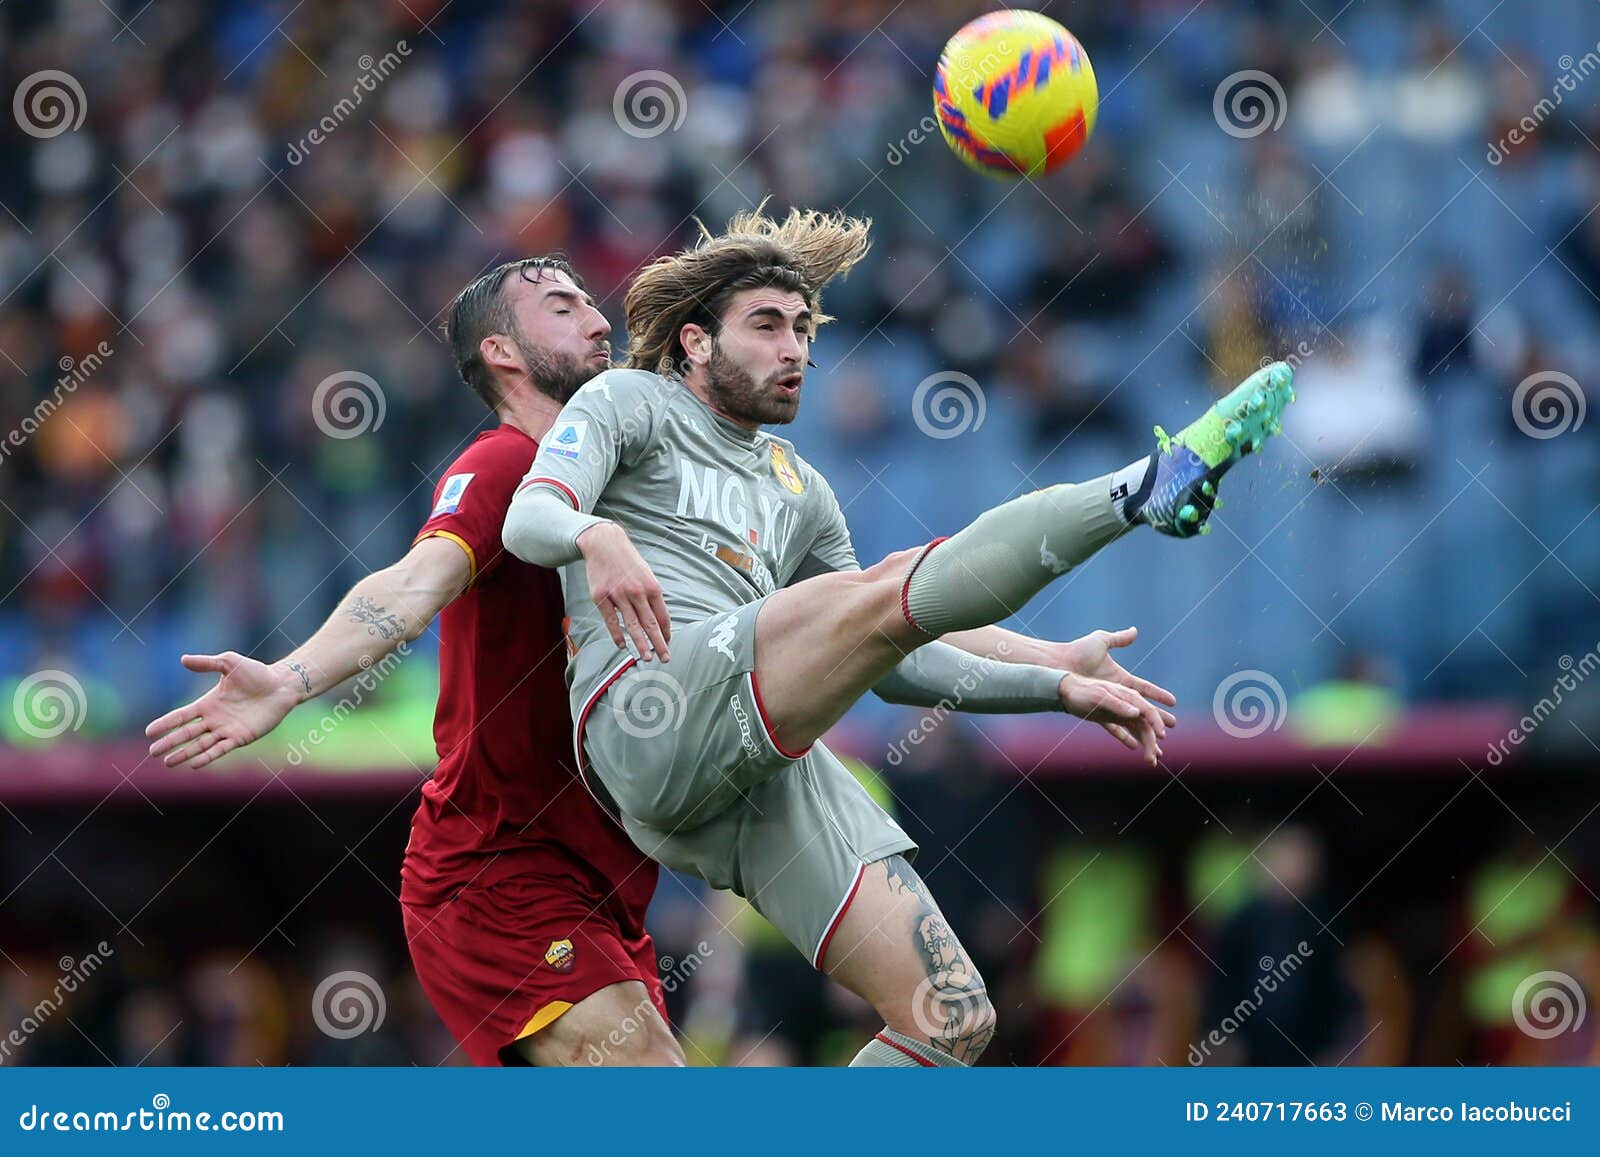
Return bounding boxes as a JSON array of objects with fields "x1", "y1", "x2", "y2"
[{"x1": 503, "y1": 207, "x2": 1292, "y2": 1066}]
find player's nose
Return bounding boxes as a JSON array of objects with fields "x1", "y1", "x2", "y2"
[{"x1": 584, "y1": 308, "x2": 611, "y2": 341}]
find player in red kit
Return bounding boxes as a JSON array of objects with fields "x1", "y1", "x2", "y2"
[{"x1": 145, "y1": 258, "x2": 683, "y2": 1066}]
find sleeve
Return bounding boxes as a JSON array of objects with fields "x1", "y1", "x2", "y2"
[
  {"x1": 413, "y1": 435, "x2": 531, "y2": 586},
  {"x1": 786, "y1": 465, "x2": 859, "y2": 583},
  {"x1": 873, "y1": 641, "x2": 1067, "y2": 713},
  {"x1": 503, "y1": 371, "x2": 662, "y2": 566}
]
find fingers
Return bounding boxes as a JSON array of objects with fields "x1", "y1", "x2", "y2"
[
  {"x1": 166, "y1": 727, "x2": 226, "y2": 768},
  {"x1": 180, "y1": 652, "x2": 234, "y2": 674},
  {"x1": 1101, "y1": 722, "x2": 1139, "y2": 752},
  {"x1": 145, "y1": 703, "x2": 200, "y2": 741},
  {"x1": 597, "y1": 598, "x2": 627, "y2": 650},
  {"x1": 615, "y1": 599, "x2": 655, "y2": 660},
  {"x1": 647, "y1": 589, "x2": 673, "y2": 648},
  {"x1": 1102, "y1": 626, "x2": 1138, "y2": 649},
  {"x1": 147, "y1": 714, "x2": 206, "y2": 758},
  {"x1": 633, "y1": 591, "x2": 670, "y2": 662},
  {"x1": 188, "y1": 736, "x2": 237, "y2": 771}
]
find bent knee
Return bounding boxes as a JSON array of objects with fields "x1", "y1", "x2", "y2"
[{"x1": 885, "y1": 969, "x2": 996, "y2": 1063}]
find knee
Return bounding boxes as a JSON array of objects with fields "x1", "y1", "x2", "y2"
[{"x1": 575, "y1": 1015, "x2": 686, "y2": 1067}]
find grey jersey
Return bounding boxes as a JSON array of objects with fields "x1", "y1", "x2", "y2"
[{"x1": 517, "y1": 368, "x2": 857, "y2": 706}]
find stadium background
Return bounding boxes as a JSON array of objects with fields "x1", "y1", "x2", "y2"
[{"x1": 2, "y1": 0, "x2": 1599, "y2": 1065}]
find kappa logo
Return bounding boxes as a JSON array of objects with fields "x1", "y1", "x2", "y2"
[
  {"x1": 730, "y1": 693, "x2": 759, "y2": 758},
  {"x1": 708, "y1": 613, "x2": 738, "y2": 663},
  {"x1": 1040, "y1": 536, "x2": 1071, "y2": 575},
  {"x1": 544, "y1": 939, "x2": 575, "y2": 972}
]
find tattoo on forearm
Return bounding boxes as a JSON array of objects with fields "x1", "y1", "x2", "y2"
[
  {"x1": 885, "y1": 854, "x2": 994, "y2": 1064},
  {"x1": 287, "y1": 661, "x2": 312, "y2": 696},
  {"x1": 347, "y1": 596, "x2": 406, "y2": 641}
]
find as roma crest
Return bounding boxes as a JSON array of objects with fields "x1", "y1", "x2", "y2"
[{"x1": 544, "y1": 939, "x2": 575, "y2": 972}]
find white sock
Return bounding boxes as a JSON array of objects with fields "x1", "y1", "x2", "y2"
[{"x1": 1110, "y1": 455, "x2": 1154, "y2": 523}]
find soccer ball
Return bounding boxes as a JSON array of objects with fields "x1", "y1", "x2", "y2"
[{"x1": 933, "y1": 9, "x2": 1098, "y2": 178}]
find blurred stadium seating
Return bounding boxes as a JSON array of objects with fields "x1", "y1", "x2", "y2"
[{"x1": 2, "y1": 0, "x2": 1598, "y2": 1065}]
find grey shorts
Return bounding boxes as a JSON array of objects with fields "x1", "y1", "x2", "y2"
[{"x1": 575, "y1": 598, "x2": 916, "y2": 965}]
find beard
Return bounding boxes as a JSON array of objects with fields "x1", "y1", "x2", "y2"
[
  {"x1": 515, "y1": 334, "x2": 604, "y2": 404},
  {"x1": 704, "y1": 340, "x2": 800, "y2": 426}
]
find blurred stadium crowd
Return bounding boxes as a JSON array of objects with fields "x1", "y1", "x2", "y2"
[{"x1": 3, "y1": 0, "x2": 1600, "y2": 1065}]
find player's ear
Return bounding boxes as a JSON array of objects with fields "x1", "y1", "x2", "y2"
[
  {"x1": 680, "y1": 323, "x2": 714, "y2": 367},
  {"x1": 480, "y1": 333, "x2": 522, "y2": 375}
]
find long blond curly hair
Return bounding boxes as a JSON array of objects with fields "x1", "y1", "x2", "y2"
[{"x1": 623, "y1": 203, "x2": 872, "y2": 376}]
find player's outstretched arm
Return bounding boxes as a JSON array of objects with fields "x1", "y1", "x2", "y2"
[
  {"x1": 942, "y1": 624, "x2": 1177, "y2": 712},
  {"x1": 144, "y1": 536, "x2": 470, "y2": 769}
]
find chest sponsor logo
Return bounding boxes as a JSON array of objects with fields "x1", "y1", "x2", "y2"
[
  {"x1": 547, "y1": 421, "x2": 587, "y2": 460},
  {"x1": 770, "y1": 444, "x2": 804, "y2": 494},
  {"x1": 544, "y1": 939, "x2": 576, "y2": 972},
  {"x1": 675, "y1": 462, "x2": 797, "y2": 558},
  {"x1": 431, "y1": 472, "x2": 474, "y2": 516}
]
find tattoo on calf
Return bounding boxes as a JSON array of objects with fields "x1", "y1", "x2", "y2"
[
  {"x1": 884, "y1": 855, "x2": 994, "y2": 1063},
  {"x1": 347, "y1": 596, "x2": 406, "y2": 641}
]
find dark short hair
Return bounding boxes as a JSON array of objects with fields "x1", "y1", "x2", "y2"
[{"x1": 444, "y1": 256, "x2": 584, "y2": 411}]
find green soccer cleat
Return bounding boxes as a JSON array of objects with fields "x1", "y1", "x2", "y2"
[{"x1": 1133, "y1": 361, "x2": 1295, "y2": 538}]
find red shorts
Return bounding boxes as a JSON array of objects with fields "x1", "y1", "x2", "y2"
[{"x1": 401, "y1": 872, "x2": 666, "y2": 1066}]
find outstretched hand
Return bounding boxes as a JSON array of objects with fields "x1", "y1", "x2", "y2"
[
  {"x1": 1056, "y1": 668, "x2": 1175, "y2": 767},
  {"x1": 144, "y1": 652, "x2": 300, "y2": 769},
  {"x1": 1055, "y1": 627, "x2": 1177, "y2": 711}
]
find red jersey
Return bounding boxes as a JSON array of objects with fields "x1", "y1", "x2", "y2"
[{"x1": 400, "y1": 424, "x2": 657, "y2": 913}]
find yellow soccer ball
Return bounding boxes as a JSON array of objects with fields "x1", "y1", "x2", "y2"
[{"x1": 933, "y1": 9, "x2": 1098, "y2": 178}]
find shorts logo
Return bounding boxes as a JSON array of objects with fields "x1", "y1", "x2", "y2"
[
  {"x1": 708, "y1": 613, "x2": 737, "y2": 663},
  {"x1": 730, "y1": 693, "x2": 759, "y2": 758},
  {"x1": 770, "y1": 444, "x2": 804, "y2": 495},
  {"x1": 547, "y1": 421, "x2": 588, "y2": 460},
  {"x1": 431, "y1": 472, "x2": 475, "y2": 516},
  {"x1": 544, "y1": 939, "x2": 576, "y2": 972}
]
